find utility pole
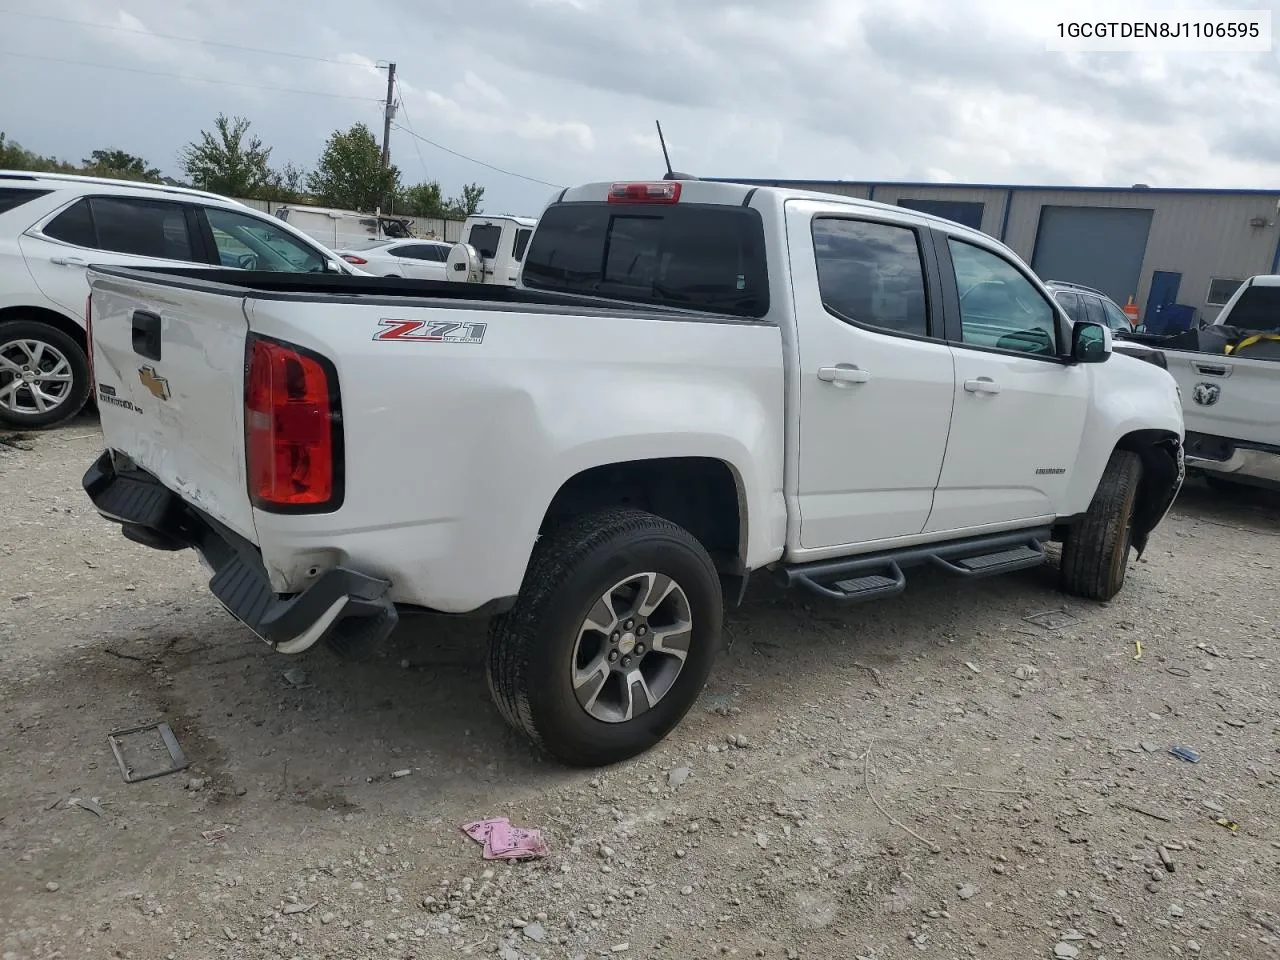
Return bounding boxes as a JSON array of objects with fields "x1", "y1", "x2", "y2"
[{"x1": 380, "y1": 62, "x2": 397, "y2": 169}]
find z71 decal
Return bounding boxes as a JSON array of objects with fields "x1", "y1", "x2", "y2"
[{"x1": 373, "y1": 319, "x2": 487, "y2": 344}]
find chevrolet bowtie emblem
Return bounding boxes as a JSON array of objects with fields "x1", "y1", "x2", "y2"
[{"x1": 138, "y1": 365, "x2": 170, "y2": 401}]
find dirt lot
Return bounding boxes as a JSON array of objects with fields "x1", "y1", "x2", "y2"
[{"x1": 1, "y1": 419, "x2": 1278, "y2": 960}]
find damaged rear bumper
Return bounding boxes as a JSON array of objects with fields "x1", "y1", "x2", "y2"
[
  {"x1": 1185, "y1": 432, "x2": 1280, "y2": 491},
  {"x1": 82, "y1": 450, "x2": 398, "y2": 654}
]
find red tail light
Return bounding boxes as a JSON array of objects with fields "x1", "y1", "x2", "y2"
[
  {"x1": 245, "y1": 335, "x2": 344, "y2": 512},
  {"x1": 84, "y1": 293, "x2": 95, "y2": 388},
  {"x1": 607, "y1": 181, "x2": 682, "y2": 204},
  {"x1": 340, "y1": 254, "x2": 368, "y2": 265}
]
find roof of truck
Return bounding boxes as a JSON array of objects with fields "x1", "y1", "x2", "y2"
[{"x1": 558, "y1": 178, "x2": 998, "y2": 245}]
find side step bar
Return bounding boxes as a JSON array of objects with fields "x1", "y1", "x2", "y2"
[{"x1": 781, "y1": 528, "x2": 1051, "y2": 603}]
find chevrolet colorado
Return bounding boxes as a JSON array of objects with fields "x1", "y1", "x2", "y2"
[{"x1": 82, "y1": 178, "x2": 1185, "y2": 766}]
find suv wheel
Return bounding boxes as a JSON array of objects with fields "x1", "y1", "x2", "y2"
[
  {"x1": 0, "y1": 320, "x2": 90, "y2": 429},
  {"x1": 487, "y1": 508, "x2": 723, "y2": 767},
  {"x1": 1060, "y1": 449, "x2": 1143, "y2": 602}
]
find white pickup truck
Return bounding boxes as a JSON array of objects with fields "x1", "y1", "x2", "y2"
[
  {"x1": 1117, "y1": 275, "x2": 1279, "y2": 492},
  {"x1": 82, "y1": 178, "x2": 1185, "y2": 766}
]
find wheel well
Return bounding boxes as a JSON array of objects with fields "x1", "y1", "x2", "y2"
[
  {"x1": 1115, "y1": 429, "x2": 1183, "y2": 555},
  {"x1": 0, "y1": 305, "x2": 86, "y2": 352},
  {"x1": 541, "y1": 458, "x2": 747, "y2": 599}
]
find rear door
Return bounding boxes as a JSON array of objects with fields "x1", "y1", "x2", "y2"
[
  {"x1": 90, "y1": 272, "x2": 257, "y2": 541},
  {"x1": 787, "y1": 200, "x2": 957, "y2": 548},
  {"x1": 20, "y1": 195, "x2": 208, "y2": 319}
]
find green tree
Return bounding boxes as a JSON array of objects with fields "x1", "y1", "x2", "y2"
[
  {"x1": 442, "y1": 183, "x2": 485, "y2": 219},
  {"x1": 398, "y1": 180, "x2": 444, "y2": 217},
  {"x1": 307, "y1": 123, "x2": 400, "y2": 212},
  {"x1": 260, "y1": 161, "x2": 310, "y2": 203},
  {"x1": 178, "y1": 114, "x2": 273, "y2": 197},
  {"x1": 0, "y1": 132, "x2": 77, "y2": 173},
  {"x1": 83, "y1": 148, "x2": 162, "y2": 181}
]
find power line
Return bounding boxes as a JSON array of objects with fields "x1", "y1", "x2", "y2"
[
  {"x1": 393, "y1": 79, "x2": 433, "y2": 180},
  {"x1": 0, "y1": 8, "x2": 373, "y2": 68},
  {"x1": 390, "y1": 120, "x2": 564, "y2": 189},
  {"x1": 0, "y1": 51, "x2": 380, "y2": 101}
]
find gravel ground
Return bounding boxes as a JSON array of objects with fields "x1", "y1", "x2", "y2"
[{"x1": 1, "y1": 418, "x2": 1278, "y2": 960}]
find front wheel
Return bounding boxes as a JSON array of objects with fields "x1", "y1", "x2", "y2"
[
  {"x1": 487, "y1": 508, "x2": 723, "y2": 767},
  {"x1": 1060, "y1": 449, "x2": 1143, "y2": 601},
  {"x1": 0, "y1": 319, "x2": 91, "y2": 429}
]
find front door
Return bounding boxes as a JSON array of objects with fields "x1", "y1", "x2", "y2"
[
  {"x1": 787, "y1": 201, "x2": 957, "y2": 551},
  {"x1": 926, "y1": 233, "x2": 1091, "y2": 533},
  {"x1": 1144, "y1": 270, "x2": 1182, "y2": 331}
]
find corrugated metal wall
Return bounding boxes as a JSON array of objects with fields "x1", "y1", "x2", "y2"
[
  {"x1": 232, "y1": 198, "x2": 468, "y2": 243},
  {"x1": 772, "y1": 181, "x2": 1280, "y2": 321}
]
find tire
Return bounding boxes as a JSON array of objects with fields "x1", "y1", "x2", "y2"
[
  {"x1": 1060, "y1": 449, "x2": 1143, "y2": 602},
  {"x1": 0, "y1": 319, "x2": 90, "y2": 430},
  {"x1": 487, "y1": 507, "x2": 723, "y2": 767}
]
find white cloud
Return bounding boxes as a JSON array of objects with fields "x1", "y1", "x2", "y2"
[{"x1": 0, "y1": 0, "x2": 1277, "y2": 217}]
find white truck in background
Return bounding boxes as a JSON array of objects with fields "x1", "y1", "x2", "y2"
[
  {"x1": 445, "y1": 213, "x2": 537, "y2": 286},
  {"x1": 82, "y1": 178, "x2": 1185, "y2": 766},
  {"x1": 1115, "y1": 274, "x2": 1280, "y2": 492}
]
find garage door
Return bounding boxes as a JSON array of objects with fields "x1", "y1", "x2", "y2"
[
  {"x1": 1030, "y1": 205, "x2": 1153, "y2": 306},
  {"x1": 896, "y1": 199, "x2": 985, "y2": 232}
]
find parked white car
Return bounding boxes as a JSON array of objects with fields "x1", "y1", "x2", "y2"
[
  {"x1": 333, "y1": 238, "x2": 453, "y2": 280},
  {"x1": 0, "y1": 171, "x2": 358, "y2": 428},
  {"x1": 84, "y1": 177, "x2": 1185, "y2": 765}
]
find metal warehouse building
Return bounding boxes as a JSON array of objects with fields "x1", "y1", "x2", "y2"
[{"x1": 713, "y1": 177, "x2": 1280, "y2": 327}]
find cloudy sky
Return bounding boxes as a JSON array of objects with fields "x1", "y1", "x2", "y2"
[{"x1": 1, "y1": 0, "x2": 1277, "y2": 216}]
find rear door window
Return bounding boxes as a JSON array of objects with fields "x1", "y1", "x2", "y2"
[
  {"x1": 467, "y1": 224, "x2": 502, "y2": 259},
  {"x1": 89, "y1": 197, "x2": 197, "y2": 261},
  {"x1": 1081, "y1": 294, "x2": 1106, "y2": 327},
  {"x1": 522, "y1": 202, "x2": 769, "y2": 318},
  {"x1": 512, "y1": 228, "x2": 532, "y2": 262}
]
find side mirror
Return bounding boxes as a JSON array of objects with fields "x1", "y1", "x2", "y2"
[
  {"x1": 1071, "y1": 320, "x2": 1112, "y2": 363},
  {"x1": 324, "y1": 259, "x2": 344, "y2": 274}
]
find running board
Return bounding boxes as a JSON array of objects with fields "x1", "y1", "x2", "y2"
[{"x1": 782, "y1": 528, "x2": 1050, "y2": 604}]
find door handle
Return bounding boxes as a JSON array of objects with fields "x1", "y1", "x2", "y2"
[
  {"x1": 817, "y1": 365, "x2": 871, "y2": 385},
  {"x1": 131, "y1": 309, "x2": 162, "y2": 362},
  {"x1": 1192, "y1": 362, "x2": 1230, "y2": 377},
  {"x1": 50, "y1": 256, "x2": 87, "y2": 267},
  {"x1": 963, "y1": 377, "x2": 1001, "y2": 395}
]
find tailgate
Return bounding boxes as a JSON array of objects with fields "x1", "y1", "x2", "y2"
[
  {"x1": 88, "y1": 270, "x2": 257, "y2": 541},
  {"x1": 1165, "y1": 349, "x2": 1280, "y2": 446}
]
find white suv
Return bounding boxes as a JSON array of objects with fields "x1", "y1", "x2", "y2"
[{"x1": 0, "y1": 171, "x2": 356, "y2": 429}]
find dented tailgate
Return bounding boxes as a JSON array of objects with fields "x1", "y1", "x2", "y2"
[{"x1": 88, "y1": 270, "x2": 257, "y2": 542}]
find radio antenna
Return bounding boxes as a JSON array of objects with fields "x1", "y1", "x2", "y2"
[{"x1": 656, "y1": 120, "x2": 674, "y2": 177}]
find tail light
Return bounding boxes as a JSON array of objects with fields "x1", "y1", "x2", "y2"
[
  {"x1": 340, "y1": 254, "x2": 368, "y2": 265},
  {"x1": 607, "y1": 182, "x2": 682, "y2": 204},
  {"x1": 245, "y1": 335, "x2": 344, "y2": 512},
  {"x1": 84, "y1": 293, "x2": 95, "y2": 387}
]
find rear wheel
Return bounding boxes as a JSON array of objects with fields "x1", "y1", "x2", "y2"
[
  {"x1": 487, "y1": 508, "x2": 723, "y2": 767},
  {"x1": 0, "y1": 319, "x2": 90, "y2": 429},
  {"x1": 1060, "y1": 449, "x2": 1143, "y2": 601}
]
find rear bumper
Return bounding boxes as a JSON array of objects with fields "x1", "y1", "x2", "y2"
[
  {"x1": 82, "y1": 450, "x2": 398, "y2": 653},
  {"x1": 1185, "y1": 432, "x2": 1280, "y2": 490}
]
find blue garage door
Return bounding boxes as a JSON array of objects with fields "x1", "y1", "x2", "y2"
[
  {"x1": 1031, "y1": 206, "x2": 1153, "y2": 307},
  {"x1": 896, "y1": 199, "x2": 985, "y2": 232}
]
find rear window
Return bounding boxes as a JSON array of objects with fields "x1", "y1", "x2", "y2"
[
  {"x1": 512, "y1": 228, "x2": 532, "y2": 263},
  {"x1": 0, "y1": 187, "x2": 51, "y2": 215},
  {"x1": 467, "y1": 224, "x2": 502, "y2": 259},
  {"x1": 1223, "y1": 284, "x2": 1280, "y2": 331},
  {"x1": 522, "y1": 202, "x2": 769, "y2": 318}
]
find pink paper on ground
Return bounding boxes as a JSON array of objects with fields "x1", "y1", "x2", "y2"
[{"x1": 460, "y1": 817, "x2": 549, "y2": 860}]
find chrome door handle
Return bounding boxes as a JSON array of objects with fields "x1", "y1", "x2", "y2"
[
  {"x1": 50, "y1": 256, "x2": 87, "y2": 267},
  {"x1": 963, "y1": 377, "x2": 1001, "y2": 395},
  {"x1": 817, "y1": 365, "x2": 871, "y2": 385}
]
